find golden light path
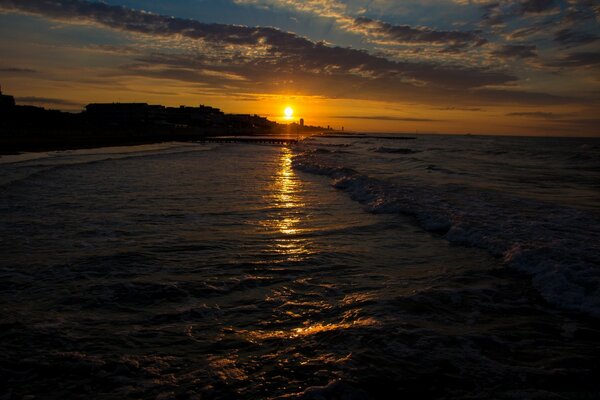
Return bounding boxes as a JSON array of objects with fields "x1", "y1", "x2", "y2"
[
  {"x1": 243, "y1": 148, "x2": 379, "y2": 343},
  {"x1": 255, "y1": 147, "x2": 308, "y2": 261},
  {"x1": 242, "y1": 317, "x2": 378, "y2": 342},
  {"x1": 271, "y1": 147, "x2": 306, "y2": 256}
]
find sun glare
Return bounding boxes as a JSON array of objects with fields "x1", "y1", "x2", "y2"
[{"x1": 284, "y1": 107, "x2": 294, "y2": 118}]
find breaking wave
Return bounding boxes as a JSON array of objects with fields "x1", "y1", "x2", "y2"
[{"x1": 293, "y1": 150, "x2": 600, "y2": 318}]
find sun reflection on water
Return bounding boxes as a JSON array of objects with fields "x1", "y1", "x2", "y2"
[
  {"x1": 274, "y1": 147, "x2": 303, "y2": 211},
  {"x1": 258, "y1": 147, "x2": 310, "y2": 260},
  {"x1": 244, "y1": 148, "x2": 380, "y2": 348},
  {"x1": 239, "y1": 317, "x2": 378, "y2": 342}
]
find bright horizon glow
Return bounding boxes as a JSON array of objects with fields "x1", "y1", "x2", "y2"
[
  {"x1": 284, "y1": 107, "x2": 294, "y2": 119},
  {"x1": 0, "y1": 1, "x2": 598, "y2": 136}
]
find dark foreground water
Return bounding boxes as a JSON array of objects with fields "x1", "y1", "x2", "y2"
[{"x1": 1, "y1": 136, "x2": 599, "y2": 399}]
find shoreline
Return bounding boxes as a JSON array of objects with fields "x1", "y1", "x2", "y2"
[{"x1": 0, "y1": 131, "x2": 324, "y2": 156}]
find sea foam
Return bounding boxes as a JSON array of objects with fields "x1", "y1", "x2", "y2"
[{"x1": 293, "y1": 151, "x2": 600, "y2": 318}]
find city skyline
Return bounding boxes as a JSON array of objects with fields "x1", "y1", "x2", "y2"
[{"x1": 0, "y1": 0, "x2": 598, "y2": 136}]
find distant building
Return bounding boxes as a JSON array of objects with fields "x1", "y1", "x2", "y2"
[
  {"x1": 299, "y1": 118, "x2": 304, "y2": 127},
  {"x1": 85, "y1": 103, "x2": 155, "y2": 126},
  {"x1": 0, "y1": 85, "x2": 16, "y2": 108},
  {"x1": 228, "y1": 114, "x2": 275, "y2": 130},
  {"x1": 83, "y1": 102, "x2": 281, "y2": 132},
  {"x1": 166, "y1": 104, "x2": 224, "y2": 127}
]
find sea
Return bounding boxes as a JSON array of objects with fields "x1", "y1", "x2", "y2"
[{"x1": 1, "y1": 133, "x2": 599, "y2": 399}]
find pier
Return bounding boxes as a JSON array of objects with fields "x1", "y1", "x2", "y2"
[{"x1": 198, "y1": 137, "x2": 299, "y2": 145}]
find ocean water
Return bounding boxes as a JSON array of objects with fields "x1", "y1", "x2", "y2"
[{"x1": 1, "y1": 135, "x2": 599, "y2": 399}]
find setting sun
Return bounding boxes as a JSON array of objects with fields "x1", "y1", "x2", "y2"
[{"x1": 284, "y1": 107, "x2": 294, "y2": 118}]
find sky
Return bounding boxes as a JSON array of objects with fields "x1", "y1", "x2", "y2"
[{"x1": 0, "y1": 0, "x2": 598, "y2": 135}]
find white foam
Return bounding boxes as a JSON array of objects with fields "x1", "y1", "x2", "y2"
[{"x1": 294, "y1": 151, "x2": 600, "y2": 318}]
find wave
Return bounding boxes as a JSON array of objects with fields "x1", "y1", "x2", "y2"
[
  {"x1": 293, "y1": 151, "x2": 600, "y2": 318},
  {"x1": 302, "y1": 140, "x2": 351, "y2": 148},
  {"x1": 373, "y1": 147, "x2": 419, "y2": 154},
  {"x1": 425, "y1": 164, "x2": 456, "y2": 174},
  {"x1": 304, "y1": 148, "x2": 354, "y2": 155},
  {"x1": 0, "y1": 145, "x2": 216, "y2": 189}
]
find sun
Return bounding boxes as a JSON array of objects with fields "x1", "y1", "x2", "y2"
[{"x1": 284, "y1": 107, "x2": 294, "y2": 118}]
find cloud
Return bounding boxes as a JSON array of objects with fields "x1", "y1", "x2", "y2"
[
  {"x1": 235, "y1": 0, "x2": 348, "y2": 20},
  {"x1": 237, "y1": 0, "x2": 487, "y2": 51},
  {"x1": 330, "y1": 115, "x2": 440, "y2": 122},
  {"x1": 472, "y1": 88, "x2": 580, "y2": 105},
  {"x1": 16, "y1": 96, "x2": 82, "y2": 107},
  {"x1": 0, "y1": 67, "x2": 37, "y2": 73},
  {"x1": 432, "y1": 107, "x2": 483, "y2": 111},
  {"x1": 505, "y1": 20, "x2": 552, "y2": 40},
  {"x1": 547, "y1": 52, "x2": 600, "y2": 68},
  {"x1": 492, "y1": 44, "x2": 537, "y2": 58},
  {"x1": 505, "y1": 112, "x2": 600, "y2": 131},
  {"x1": 555, "y1": 118, "x2": 600, "y2": 126},
  {"x1": 506, "y1": 111, "x2": 557, "y2": 118},
  {"x1": 351, "y1": 17, "x2": 487, "y2": 48},
  {"x1": 562, "y1": 5, "x2": 597, "y2": 24},
  {"x1": 554, "y1": 29, "x2": 599, "y2": 47},
  {"x1": 504, "y1": 2, "x2": 598, "y2": 41},
  {"x1": 519, "y1": 0, "x2": 557, "y2": 13},
  {"x1": 481, "y1": 0, "x2": 559, "y2": 25},
  {"x1": 0, "y1": 0, "x2": 517, "y2": 92},
  {"x1": 2, "y1": 0, "x2": 594, "y2": 111}
]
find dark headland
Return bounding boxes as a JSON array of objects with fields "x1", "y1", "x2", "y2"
[{"x1": 0, "y1": 88, "x2": 330, "y2": 154}]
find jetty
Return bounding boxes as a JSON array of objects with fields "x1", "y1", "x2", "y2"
[
  {"x1": 198, "y1": 137, "x2": 299, "y2": 145},
  {"x1": 319, "y1": 134, "x2": 415, "y2": 140}
]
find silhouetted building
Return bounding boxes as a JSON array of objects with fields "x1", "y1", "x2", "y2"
[
  {"x1": 228, "y1": 114, "x2": 276, "y2": 130},
  {"x1": 0, "y1": 85, "x2": 16, "y2": 108},
  {"x1": 2, "y1": 93, "x2": 331, "y2": 153},
  {"x1": 85, "y1": 103, "x2": 157, "y2": 126},
  {"x1": 166, "y1": 105, "x2": 224, "y2": 127}
]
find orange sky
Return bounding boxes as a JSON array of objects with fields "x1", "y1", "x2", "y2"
[{"x1": 0, "y1": 0, "x2": 599, "y2": 136}]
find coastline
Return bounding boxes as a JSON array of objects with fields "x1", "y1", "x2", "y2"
[
  {"x1": 0, "y1": 98, "x2": 330, "y2": 155},
  {"x1": 0, "y1": 135, "x2": 193, "y2": 155},
  {"x1": 0, "y1": 130, "x2": 326, "y2": 156}
]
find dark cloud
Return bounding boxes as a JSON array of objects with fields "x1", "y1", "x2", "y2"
[
  {"x1": 554, "y1": 29, "x2": 599, "y2": 47},
  {"x1": 472, "y1": 88, "x2": 580, "y2": 105},
  {"x1": 0, "y1": 67, "x2": 37, "y2": 73},
  {"x1": 16, "y1": 96, "x2": 82, "y2": 107},
  {"x1": 555, "y1": 118, "x2": 600, "y2": 126},
  {"x1": 492, "y1": 44, "x2": 537, "y2": 59},
  {"x1": 520, "y1": 0, "x2": 557, "y2": 13},
  {"x1": 482, "y1": 0, "x2": 558, "y2": 26},
  {"x1": 112, "y1": 50, "x2": 583, "y2": 107},
  {"x1": 507, "y1": 3, "x2": 597, "y2": 39},
  {"x1": 539, "y1": 117, "x2": 600, "y2": 131},
  {"x1": 506, "y1": 22, "x2": 550, "y2": 39},
  {"x1": 330, "y1": 115, "x2": 439, "y2": 122},
  {"x1": 506, "y1": 111, "x2": 557, "y2": 118},
  {"x1": 82, "y1": 44, "x2": 141, "y2": 55},
  {"x1": 352, "y1": 17, "x2": 487, "y2": 48},
  {"x1": 0, "y1": 0, "x2": 515, "y2": 91},
  {"x1": 125, "y1": 50, "x2": 538, "y2": 108},
  {"x1": 432, "y1": 107, "x2": 483, "y2": 111},
  {"x1": 505, "y1": 112, "x2": 600, "y2": 131},
  {"x1": 548, "y1": 52, "x2": 600, "y2": 68},
  {"x1": 562, "y1": 6, "x2": 597, "y2": 24}
]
